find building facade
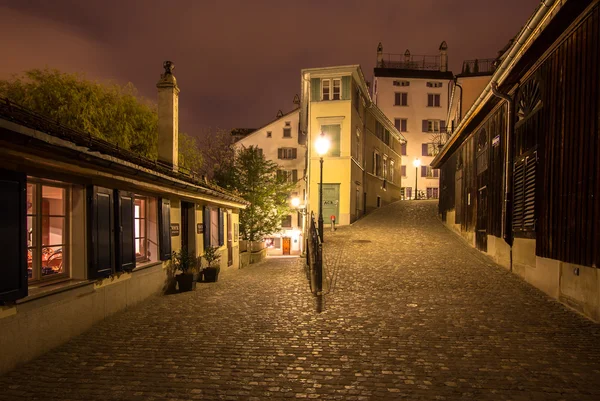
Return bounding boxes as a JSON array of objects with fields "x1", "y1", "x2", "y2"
[
  {"x1": 0, "y1": 63, "x2": 247, "y2": 374},
  {"x1": 300, "y1": 65, "x2": 405, "y2": 227},
  {"x1": 373, "y1": 43, "x2": 453, "y2": 200},
  {"x1": 234, "y1": 107, "x2": 305, "y2": 255},
  {"x1": 432, "y1": 0, "x2": 600, "y2": 321}
]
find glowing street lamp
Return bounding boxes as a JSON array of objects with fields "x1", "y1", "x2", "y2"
[
  {"x1": 291, "y1": 196, "x2": 301, "y2": 208},
  {"x1": 413, "y1": 158, "x2": 421, "y2": 200},
  {"x1": 315, "y1": 132, "x2": 330, "y2": 242}
]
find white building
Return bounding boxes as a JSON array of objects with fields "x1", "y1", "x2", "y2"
[
  {"x1": 373, "y1": 42, "x2": 453, "y2": 199},
  {"x1": 234, "y1": 106, "x2": 305, "y2": 256}
]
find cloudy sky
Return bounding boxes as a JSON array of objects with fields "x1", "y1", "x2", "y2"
[{"x1": 0, "y1": 0, "x2": 539, "y2": 137}]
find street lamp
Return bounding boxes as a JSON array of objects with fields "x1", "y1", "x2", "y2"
[
  {"x1": 315, "y1": 132, "x2": 330, "y2": 242},
  {"x1": 291, "y1": 196, "x2": 306, "y2": 255},
  {"x1": 413, "y1": 158, "x2": 421, "y2": 200},
  {"x1": 291, "y1": 196, "x2": 301, "y2": 208}
]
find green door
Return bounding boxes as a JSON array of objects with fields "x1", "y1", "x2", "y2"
[{"x1": 321, "y1": 184, "x2": 340, "y2": 224}]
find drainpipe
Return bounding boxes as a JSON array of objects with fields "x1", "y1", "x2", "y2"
[{"x1": 490, "y1": 82, "x2": 514, "y2": 253}]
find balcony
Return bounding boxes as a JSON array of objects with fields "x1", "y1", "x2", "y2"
[
  {"x1": 378, "y1": 53, "x2": 441, "y2": 71},
  {"x1": 459, "y1": 58, "x2": 497, "y2": 76}
]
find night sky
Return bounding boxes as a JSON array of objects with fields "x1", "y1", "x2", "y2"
[{"x1": 0, "y1": 0, "x2": 539, "y2": 138}]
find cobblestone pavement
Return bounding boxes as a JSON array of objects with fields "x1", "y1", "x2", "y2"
[{"x1": 2, "y1": 201, "x2": 600, "y2": 400}]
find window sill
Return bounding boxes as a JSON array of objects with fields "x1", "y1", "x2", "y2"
[
  {"x1": 133, "y1": 260, "x2": 163, "y2": 272},
  {"x1": 17, "y1": 279, "x2": 93, "y2": 305}
]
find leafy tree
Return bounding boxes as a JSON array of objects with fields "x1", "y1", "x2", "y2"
[
  {"x1": 215, "y1": 145, "x2": 296, "y2": 242},
  {"x1": 198, "y1": 128, "x2": 236, "y2": 179},
  {"x1": 0, "y1": 68, "x2": 204, "y2": 171}
]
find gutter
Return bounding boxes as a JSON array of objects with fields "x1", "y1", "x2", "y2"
[{"x1": 431, "y1": 0, "x2": 563, "y2": 168}]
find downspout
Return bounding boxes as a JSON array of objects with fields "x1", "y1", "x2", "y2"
[
  {"x1": 490, "y1": 82, "x2": 514, "y2": 271},
  {"x1": 453, "y1": 78, "x2": 464, "y2": 122}
]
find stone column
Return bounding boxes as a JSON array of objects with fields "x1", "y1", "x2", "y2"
[{"x1": 157, "y1": 60, "x2": 180, "y2": 170}]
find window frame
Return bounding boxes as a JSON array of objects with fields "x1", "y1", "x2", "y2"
[
  {"x1": 427, "y1": 93, "x2": 441, "y2": 107},
  {"x1": 134, "y1": 196, "x2": 148, "y2": 263},
  {"x1": 27, "y1": 179, "x2": 70, "y2": 283},
  {"x1": 394, "y1": 92, "x2": 408, "y2": 106},
  {"x1": 332, "y1": 78, "x2": 341, "y2": 100},
  {"x1": 427, "y1": 120, "x2": 441, "y2": 133},
  {"x1": 322, "y1": 79, "x2": 330, "y2": 100}
]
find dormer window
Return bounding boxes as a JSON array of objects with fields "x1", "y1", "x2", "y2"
[
  {"x1": 393, "y1": 80, "x2": 410, "y2": 87},
  {"x1": 266, "y1": 131, "x2": 272, "y2": 138}
]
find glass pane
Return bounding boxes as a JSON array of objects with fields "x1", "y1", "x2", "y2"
[
  {"x1": 27, "y1": 248, "x2": 36, "y2": 279},
  {"x1": 135, "y1": 218, "x2": 146, "y2": 238},
  {"x1": 41, "y1": 246, "x2": 64, "y2": 277},
  {"x1": 27, "y1": 183, "x2": 36, "y2": 214},
  {"x1": 27, "y1": 215, "x2": 36, "y2": 247},
  {"x1": 135, "y1": 198, "x2": 145, "y2": 218},
  {"x1": 42, "y1": 217, "x2": 65, "y2": 246},
  {"x1": 42, "y1": 186, "x2": 65, "y2": 215},
  {"x1": 135, "y1": 238, "x2": 146, "y2": 259}
]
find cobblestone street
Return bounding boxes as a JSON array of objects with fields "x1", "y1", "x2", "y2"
[{"x1": 2, "y1": 200, "x2": 600, "y2": 400}]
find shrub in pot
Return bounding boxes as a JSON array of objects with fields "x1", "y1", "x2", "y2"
[
  {"x1": 173, "y1": 247, "x2": 198, "y2": 292},
  {"x1": 202, "y1": 245, "x2": 221, "y2": 282}
]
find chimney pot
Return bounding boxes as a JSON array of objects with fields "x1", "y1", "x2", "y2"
[{"x1": 157, "y1": 60, "x2": 180, "y2": 170}]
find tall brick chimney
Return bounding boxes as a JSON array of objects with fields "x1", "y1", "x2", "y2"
[{"x1": 157, "y1": 60, "x2": 180, "y2": 170}]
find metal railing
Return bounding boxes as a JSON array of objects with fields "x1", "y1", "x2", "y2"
[
  {"x1": 378, "y1": 53, "x2": 441, "y2": 71},
  {"x1": 306, "y1": 212, "x2": 322, "y2": 295},
  {"x1": 460, "y1": 58, "x2": 497, "y2": 75}
]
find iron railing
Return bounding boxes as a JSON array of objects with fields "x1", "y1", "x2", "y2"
[
  {"x1": 460, "y1": 58, "x2": 497, "y2": 76},
  {"x1": 306, "y1": 212, "x2": 323, "y2": 295},
  {"x1": 378, "y1": 53, "x2": 441, "y2": 71}
]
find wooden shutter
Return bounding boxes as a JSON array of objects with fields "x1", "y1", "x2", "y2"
[
  {"x1": 401, "y1": 165, "x2": 406, "y2": 176},
  {"x1": 402, "y1": 93, "x2": 407, "y2": 106},
  {"x1": 218, "y1": 208, "x2": 224, "y2": 246},
  {"x1": 158, "y1": 197, "x2": 171, "y2": 261},
  {"x1": 513, "y1": 152, "x2": 537, "y2": 232},
  {"x1": 87, "y1": 186, "x2": 115, "y2": 278},
  {"x1": 421, "y1": 166, "x2": 427, "y2": 177},
  {"x1": 422, "y1": 120, "x2": 429, "y2": 132},
  {"x1": 0, "y1": 170, "x2": 28, "y2": 302},
  {"x1": 401, "y1": 143, "x2": 407, "y2": 155},
  {"x1": 435, "y1": 95, "x2": 440, "y2": 107},
  {"x1": 341, "y1": 76, "x2": 351, "y2": 100},
  {"x1": 440, "y1": 120, "x2": 446, "y2": 132},
  {"x1": 310, "y1": 78, "x2": 320, "y2": 101},
  {"x1": 422, "y1": 143, "x2": 428, "y2": 156},
  {"x1": 278, "y1": 148, "x2": 283, "y2": 159},
  {"x1": 292, "y1": 148, "x2": 297, "y2": 159},
  {"x1": 115, "y1": 190, "x2": 135, "y2": 272},
  {"x1": 394, "y1": 93, "x2": 400, "y2": 105},
  {"x1": 433, "y1": 169, "x2": 439, "y2": 178},
  {"x1": 292, "y1": 170, "x2": 298, "y2": 182},
  {"x1": 203, "y1": 205, "x2": 211, "y2": 249}
]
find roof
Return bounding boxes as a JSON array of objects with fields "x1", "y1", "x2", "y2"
[
  {"x1": 374, "y1": 68, "x2": 454, "y2": 80},
  {"x1": 0, "y1": 97, "x2": 249, "y2": 206},
  {"x1": 234, "y1": 107, "x2": 300, "y2": 144}
]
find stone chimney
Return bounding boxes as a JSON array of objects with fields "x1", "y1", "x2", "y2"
[
  {"x1": 404, "y1": 49, "x2": 411, "y2": 64},
  {"x1": 439, "y1": 41, "x2": 448, "y2": 72},
  {"x1": 376, "y1": 42, "x2": 383, "y2": 67},
  {"x1": 156, "y1": 60, "x2": 180, "y2": 170}
]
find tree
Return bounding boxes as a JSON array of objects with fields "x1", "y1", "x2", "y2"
[
  {"x1": 0, "y1": 68, "x2": 204, "y2": 170},
  {"x1": 214, "y1": 146, "x2": 296, "y2": 242},
  {"x1": 198, "y1": 128, "x2": 236, "y2": 179}
]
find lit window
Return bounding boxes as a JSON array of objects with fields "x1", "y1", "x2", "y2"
[
  {"x1": 134, "y1": 197, "x2": 147, "y2": 262},
  {"x1": 27, "y1": 181, "x2": 69, "y2": 281}
]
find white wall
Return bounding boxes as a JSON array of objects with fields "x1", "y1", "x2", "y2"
[{"x1": 374, "y1": 76, "x2": 450, "y2": 198}]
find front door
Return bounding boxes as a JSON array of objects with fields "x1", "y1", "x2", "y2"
[
  {"x1": 282, "y1": 237, "x2": 291, "y2": 255},
  {"x1": 321, "y1": 183, "x2": 340, "y2": 225}
]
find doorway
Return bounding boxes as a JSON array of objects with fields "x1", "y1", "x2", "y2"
[
  {"x1": 282, "y1": 237, "x2": 291, "y2": 255},
  {"x1": 227, "y1": 212, "x2": 233, "y2": 266},
  {"x1": 321, "y1": 183, "x2": 340, "y2": 224},
  {"x1": 180, "y1": 201, "x2": 195, "y2": 253}
]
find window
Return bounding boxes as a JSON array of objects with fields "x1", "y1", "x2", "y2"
[
  {"x1": 427, "y1": 94, "x2": 441, "y2": 107},
  {"x1": 384, "y1": 130, "x2": 391, "y2": 146},
  {"x1": 27, "y1": 181, "x2": 69, "y2": 281},
  {"x1": 400, "y1": 143, "x2": 407, "y2": 156},
  {"x1": 389, "y1": 160, "x2": 395, "y2": 182},
  {"x1": 354, "y1": 128, "x2": 362, "y2": 164},
  {"x1": 277, "y1": 169, "x2": 298, "y2": 183},
  {"x1": 426, "y1": 188, "x2": 439, "y2": 199},
  {"x1": 421, "y1": 166, "x2": 439, "y2": 178},
  {"x1": 266, "y1": 238, "x2": 281, "y2": 249},
  {"x1": 256, "y1": 148, "x2": 264, "y2": 157},
  {"x1": 424, "y1": 119, "x2": 440, "y2": 133},
  {"x1": 401, "y1": 165, "x2": 407, "y2": 177},
  {"x1": 281, "y1": 215, "x2": 292, "y2": 228},
  {"x1": 283, "y1": 122, "x2": 292, "y2": 138},
  {"x1": 321, "y1": 124, "x2": 341, "y2": 157},
  {"x1": 426, "y1": 82, "x2": 443, "y2": 88},
  {"x1": 383, "y1": 155, "x2": 388, "y2": 179},
  {"x1": 373, "y1": 152, "x2": 382, "y2": 176},
  {"x1": 422, "y1": 143, "x2": 438, "y2": 156},
  {"x1": 210, "y1": 208, "x2": 219, "y2": 247},
  {"x1": 278, "y1": 147, "x2": 297, "y2": 159},
  {"x1": 134, "y1": 197, "x2": 147, "y2": 262},
  {"x1": 266, "y1": 131, "x2": 272, "y2": 138},
  {"x1": 354, "y1": 88, "x2": 360, "y2": 111},
  {"x1": 332, "y1": 79, "x2": 341, "y2": 100},
  {"x1": 394, "y1": 92, "x2": 408, "y2": 106},
  {"x1": 394, "y1": 118, "x2": 408, "y2": 132},
  {"x1": 322, "y1": 79, "x2": 330, "y2": 100},
  {"x1": 393, "y1": 80, "x2": 410, "y2": 87},
  {"x1": 377, "y1": 196, "x2": 381, "y2": 207}
]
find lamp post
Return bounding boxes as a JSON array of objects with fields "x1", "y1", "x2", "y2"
[
  {"x1": 413, "y1": 158, "x2": 421, "y2": 200},
  {"x1": 315, "y1": 133, "x2": 330, "y2": 242},
  {"x1": 291, "y1": 196, "x2": 306, "y2": 255}
]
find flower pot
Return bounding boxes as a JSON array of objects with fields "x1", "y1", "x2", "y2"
[
  {"x1": 175, "y1": 273, "x2": 195, "y2": 292},
  {"x1": 202, "y1": 267, "x2": 220, "y2": 282}
]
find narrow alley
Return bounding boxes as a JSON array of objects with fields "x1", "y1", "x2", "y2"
[{"x1": 1, "y1": 201, "x2": 599, "y2": 400}]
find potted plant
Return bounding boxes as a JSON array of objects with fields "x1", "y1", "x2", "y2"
[
  {"x1": 201, "y1": 245, "x2": 221, "y2": 282},
  {"x1": 173, "y1": 247, "x2": 198, "y2": 292}
]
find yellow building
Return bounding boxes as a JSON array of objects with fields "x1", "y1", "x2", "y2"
[{"x1": 300, "y1": 65, "x2": 405, "y2": 226}]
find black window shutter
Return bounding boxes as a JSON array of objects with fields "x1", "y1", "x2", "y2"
[
  {"x1": 203, "y1": 206, "x2": 211, "y2": 249},
  {"x1": 218, "y1": 208, "x2": 224, "y2": 246},
  {"x1": 394, "y1": 93, "x2": 400, "y2": 105},
  {"x1": 87, "y1": 186, "x2": 115, "y2": 279},
  {"x1": 421, "y1": 166, "x2": 427, "y2": 177},
  {"x1": 0, "y1": 170, "x2": 28, "y2": 302},
  {"x1": 440, "y1": 120, "x2": 446, "y2": 132},
  {"x1": 433, "y1": 169, "x2": 439, "y2": 178},
  {"x1": 435, "y1": 95, "x2": 440, "y2": 107},
  {"x1": 402, "y1": 93, "x2": 407, "y2": 105},
  {"x1": 158, "y1": 197, "x2": 171, "y2": 261},
  {"x1": 422, "y1": 143, "x2": 428, "y2": 156},
  {"x1": 422, "y1": 120, "x2": 429, "y2": 132},
  {"x1": 115, "y1": 190, "x2": 136, "y2": 272},
  {"x1": 310, "y1": 78, "x2": 321, "y2": 101},
  {"x1": 292, "y1": 148, "x2": 297, "y2": 159}
]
